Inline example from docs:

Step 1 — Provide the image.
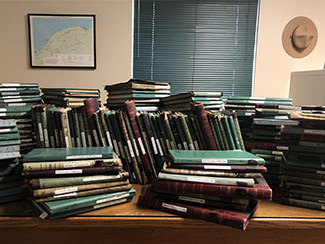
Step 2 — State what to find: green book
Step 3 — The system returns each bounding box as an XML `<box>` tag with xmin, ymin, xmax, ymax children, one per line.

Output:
<box><xmin>174</xmin><ymin>115</ymin><xmax>188</xmax><ymax>150</ymax></box>
<box><xmin>23</xmin><ymin>147</ymin><xmax>114</xmax><ymax>162</ymax></box>
<box><xmin>41</xmin><ymin>188</ymin><xmax>136</xmax><ymax>215</ymax></box>
<box><xmin>104</xmin><ymin>111</ymin><xmax>120</xmax><ymax>156</ymax></box>
<box><xmin>148</xmin><ymin>113</ymin><xmax>165</xmax><ymax>162</ymax></box>
<box><xmin>185</xmin><ymin>115</ymin><xmax>200</xmax><ymax>150</ymax></box>
<box><xmin>227</xmin><ymin>96</ymin><xmax>292</xmax><ymax>102</ymax></box>
<box><xmin>161</xmin><ymin>112</ymin><xmax>177</xmax><ymax>150</ymax></box>
<box><xmin>67</xmin><ymin>109</ymin><xmax>76</xmax><ymax>147</ymax></box>
<box><xmin>0</xmin><ymin>83</ymin><xmax>39</xmax><ymax>88</ymax></box>
<box><xmin>0</xmin><ymin>106</ymin><xmax>32</xmax><ymax>112</ymax></box>
<box><xmin>0</xmin><ymin>139</ymin><xmax>20</xmax><ymax>146</ymax></box>
<box><xmin>0</xmin><ymin>133</ymin><xmax>19</xmax><ymax>140</ymax></box>
<box><xmin>71</xmin><ymin>108</ymin><xmax>81</xmax><ymax>147</ymax></box>
<box><xmin>282</xmin><ymin>197</ymin><xmax>325</xmax><ymax>211</ymax></box>
<box><xmin>193</xmin><ymin>115</ymin><xmax>207</xmax><ymax>150</ymax></box>
<box><xmin>211</xmin><ymin>115</ymin><xmax>225</xmax><ymax>150</ymax></box>
<box><xmin>228</xmin><ymin>115</ymin><xmax>241</xmax><ymax>150</ymax></box>
<box><xmin>168</xmin><ymin>150</ymin><xmax>265</xmax><ymax>165</ymax></box>
<box><xmin>216</xmin><ymin>115</ymin><xmax>230</xmax><ymax>150</ymax></box>
<box><xmin>157</xmin><ymin>172</ymin><xmax>255</xmax><ymax>187</ymax></box>
<box><xmin>179</xmin><ymin>113</ymin><xmax>195</xmax><ymax>150</ymax></box>
<box><xmin>151</xmin><ymin>113</ymin><xmax>168</xmax><ymax>157</ymax></box>
<box><xmin>0</xmin><ymin>127</ymin><xmax>18</xmax><ymax>134</ymax></box>
<box><xmin>222</xmin><ymin>116</ymin><xmax>236</xmax><ymax>150</ymax></box>
<box><xmin>208</xmin><ymin>114</ymin><xmax>220</xmax><ymax>150</ymax></box>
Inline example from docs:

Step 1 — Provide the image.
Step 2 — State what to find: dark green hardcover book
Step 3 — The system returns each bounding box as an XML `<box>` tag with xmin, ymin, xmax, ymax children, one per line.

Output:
<box><xmin>0</xmin><ymin>133</ymin><xmax>19</xmax><ymax>140</ymax></box>
<box><xmin>46</xmin><ymin>108</ymin><xmax>56</xmax><ymax>148</ymax></box>
<box><xmin>228</xmin><ymin>115</ymin><xmax>241</xmax><ymax>150</ymax></box>
<box><xmin>161</xmin><ymin>112</ymin><xmax>177</xmax><ymax>150</ymax></box>
<box><xmin>76</xmin><ymin>106</ymin><xmax>87</xmax><ymax>147</ymax></box>
<box><xmin>282</xmin><ymin>197</ymin><xmax>325</xmax><ymax>211</ymax></box>
<box><xmin>174</xmin><ymin>115</ymin><xmax>188</xmax><ymax>150</ymax></box>
<box><xmin>282</xmin><ymin>175</ymin><xmax>325</xmax><ymax>187</ymax></box>
<box><xmin>0</xmin><ymin>106</ymin><xmax>33</xmax><ymax>112</ymax></box>
<box><xmin>71</xmin><ymin>107</ymin><xmax>81</xmax><ymax>147</ymax></box>
<box><xmin>104</xmin><ymin>111</ymin><xmax>120</xmax><ymax>156</ymax></box>
<box><xmin>211</xmin><ymin>115</ymin><xmax>225</xmax><ymax>150</ymax></box>
<box><xmin>179</xmin><ymin>113</ymin><xmax>195</xmax><ymax>150</ymax></box>
<box><xmin>168</xmin><ymin>113</ymin><xmax>183</xmax><ymax>150</ymax></box>
<box><xmin>0</xmin><ymin>83</ymin><xmax>39</xmax><ymax>88</ymax></box>
<box><xmin>100</xmin><ymin>108</ymin><xmax>113</xmax><ymax>148</ymax></box>
<box><xmin>67</xmin><ymin>109</ymin><xmax>76</xmax><ymax>147</ymax></box>
<box><xmin>94</xmin><ymin>111</ymin><xmax>107</xmax><ymax>147</ymax></box>
<box><xmin>41</xmin><ymin>188</ymin><xmax>136</xmax><ymax>215</ymax></box>
<box><xmin>222</xmin><ymin>115</ymin><xmax>236</xmax><ymax>150</ymax></box>
<box><xmin>35</xmin><ymin>106</ymin><xmax>45</xmax><ymax>148</ymax></box>
<box><xmin>23</xmin><ymin>146</ymin><xmax>114</xmax><ymax>162</ymax></box>
<box><xmin>123</xmin><ymin>111</ymin><xmax>147</xmax><ymax>184</ymax></box>
<box><xmin>217</xmin><ymin>114</ymin><xmax>230</xmax><ymax>150</ymax></box>
<box><xmin>151</xmin><ymin>113</ymin><xmax>168</xmax><ymax>157</ymax></box>
<box><xmin>148</xmin><ymin>113</ymin><xmax>165</xmax><ymax>162</ymax></box>
<box><xmin>81</xmin><ymin>107</ymin><xmax>93</xmax><ymax>147</ymax></box>
<box><xmin>0</xmin><ymin>127</ymin><xmax>18</xmax><ymax>134</ymax></box>
<box><xmin>185</xmin><ymin>115</ymin><xmax>199</xmax><ymax>150</ymax></box>
<box><xmin>207</xmin><ymin>114</ymin><xmax>220</xmax><ymax>150</ymax></box>
<box><xmin>193</xmin><ymin>115</ymin><xmax>207</xmax><ymax>150</ymax></box>
<box><xmin>107</xmin><ymin>111</ymin><xmax>134</xmax><ymax>183</ymax></box>
<box><xmin>168</xmin><ymin>150</ymin><xmax>265</xmax><ymax>165</ymax></box>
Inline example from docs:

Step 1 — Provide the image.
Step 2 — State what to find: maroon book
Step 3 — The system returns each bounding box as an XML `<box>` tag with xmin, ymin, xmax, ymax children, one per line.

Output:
<box><xmin>152</xmin><ymin>178</ymin><xmax>272</xmax><ymax>200</ymax></box>
<box><xmin>281</xmin><ymin>133</ymin><xmax>325</xmax><ymax>143</ymax></box>
<box><xmin>244</xmin><ymin>140</ymin><xmax>289</xmax><ymax>151</ymax></box>
<box><xmin>138</xmin><ymin>188</ymin><xmax>259</xmax><ymax>230</ymax></box>
<box><xmin>125</xmin><ymin>100</ymin><xmax>155</xmax><ymax>183</ymax></box>
<box><xmin>194</xmin><ymin>103</ymin><xmax>218</xmax><ymax>150</ymax></box>
<box><xmin>83</xmin><ymin>98</ymin><xmax>100</xmax><ymax>146</ymax></box>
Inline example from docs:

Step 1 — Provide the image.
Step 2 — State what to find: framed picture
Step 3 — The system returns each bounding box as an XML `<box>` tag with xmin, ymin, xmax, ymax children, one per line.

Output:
<box><xmin>28</xmin><ymin>14</ymin><xmax>96</xmax><ymax>69</ymax></box>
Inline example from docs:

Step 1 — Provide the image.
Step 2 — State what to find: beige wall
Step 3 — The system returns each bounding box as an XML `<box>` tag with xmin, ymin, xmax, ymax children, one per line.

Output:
<box><xmin>254</xmin><ymin>0</ymin><xmax>325</xmax><ymax>97</ymax></box>
<box><xmin>0</xmin><ymin>0</ymin><xmax>324</xmax><ymax>99</ymax></box>
<box><xmin>0</xmin><ymin>0</ymin><xmax>132</xmax><ymax>100</ymax></box>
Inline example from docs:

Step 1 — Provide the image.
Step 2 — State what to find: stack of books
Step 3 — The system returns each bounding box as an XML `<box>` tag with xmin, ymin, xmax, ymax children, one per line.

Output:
<box><xmin>105</xmin><ymin>79</ymin><xmax>170</xmax><ymax>111</ymax></box>
<box><xmin>160</xmin><ymin>91</ymin><xmax>224</xmax><ymax>113</ymax></box>
<box><xmin>22</xmin><ymin>147</ymin><xmax>135</xmax><ymax>219</ymax></box>
<box><xmin>0</xmin><ymin>83</ymin><xmax>42</xmax><ymax>156</ymax></box>
<box><xmin>280</xmin><ymin>111</ymin><xmax>325</xmax><ymax>211</ymax></box>
<box><xmin>0</xmin><ymin>119</ymin><xmax>25</xmax><ymax>203</ymax></box>
<box><xmin>41</xmin><ymin>88</ymin><xmax>100</xmax><ymax>107</ymax></box>
<box><xmin>31</xmin><ymin>98</ymin><xmax>105</xmax><ymax>148</ymax></box>
<box><xmin>138</xmin><ymin>150</ymin><xmax>272</xmax><ymax>230</ymax></box>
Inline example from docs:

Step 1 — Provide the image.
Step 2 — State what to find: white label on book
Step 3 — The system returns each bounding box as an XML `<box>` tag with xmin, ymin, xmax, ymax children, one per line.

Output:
<box><xmin>162</xmin><ymin>203</ymin><xmax>187</xmax><ymax>213</ymax></box>
<box><xmin>322</xmin><ymin>164</ymin><xmax>325</xmax><ymax>168</ymax></box>
<box><xmin>204</xmin><ymin>165</ymin><xmax>232</xmax><ymax>170</ymax></box>
<box><xmin>65</xmin><ymin>136</ymin><xmax>70</xmax><ymax>148</ymax></box>
<box><xmin>113</xmin><ymin>140</ymin><xmax>120</xmax><ymax>156</ymax></box>
<box><xmin>106</xmin><ymin>131</ymin><xmax>113</xmax><ymax>148</ymax></box>
<box><xmin>2</xmin><ymin>83</ymin><xmax>20</xmax><ymax>86</ymax></box>
<box><xmin>55</xmin><ymin>169</ymin><xmax>83</xmax><ymax>174</ymax></box>
<box><xmin>94</xmin><ymin>198</ymin><xmax>127</xmax><ymax>209</ymax></box>
<box><xmin>44</xmin><ymin>128</ymin><xmax>49</xmax><ymax>147</ymax></box>
<box><xmin>189</xmin><ymin>144</ymin><xmax>194</xmax><ymax>150</ymax></box>
<box><xmin>124</xmin><ymin>145</ymin><xmax>131</xmax><ymax>162</ymax></box>
<box><xmin>137</xmin><ymin>137</ymin><xmax>146</xmax><ymax>155</ymax></box>
<box><xmin>318</xmin><ymin>200</ymin><xmax>325</xmax><ymax>204</ymax></box>
<box><xmin>76</xmin><ymin>138</ymin><xmax>81</xmax><ymax>148</ymax></box>
<box><xmin>4</xmin><ymin>99</ymin><xmax>22</xmax><ymax>102</ymax></box>
<box><xmin>55</xmin><ymin>187</ymin><xmax>78</xmax><ymax>195</ymax></box>
<box><xmin>81</xmin><ymin>132</ymin><xmax>87</xmax><ymax>147</ymax></box>
<box><xmin>317</xmin><ymin>171</ymin><xmax>325</xmax><ymax>175</ymax></box>
<box><xmin>187</xmin><ymin>177</ymin><xmax>215</xmax><ymax>184</ymax></box>
<box><xmin>38</xmin><ymin>123</ymin><xmax>44</xmax><ymax>141</ymax></box>
<box><xmin>156</xmin><ymin>139</ymin><xmax>164</xmax><ymax>156</ymax></box>
<box><xmin>64</xmin><ymin>162</ymin><xmax>91</xmax><ymax>168</ymax></box>
<box><xmin>1</xmin><ymin>92</ymin><xmax>19</xmax><ymax>96</ymax></box>
<box><xmin>87</xmin><ymin>134</ymin><xmax>93</xmax><ymax>147</ymax></box>
<box><xmin>321</xmin><ymin>182</ymin><xmax>325</xmax><ymax>187</ymax></box>
<box><xmin>0</xmin><ymin>108</ymin><xmax>7</xmax><ymax>112</ymax></box>
<box><xmin>83</xmin><ymin>175</ymin><xmax>121</xmax><ymax>182</ymax></box>
<box><xmin>151</xmin><ymin>137</ymin><xmax>158</xmax><ymax>154</ymax></box>
<box><xmin>101</xmin><ymin>137</ymin><xmax>107</xmax><ymax>147</ymax></box>
<box><xmin>321</xmin><ymin>206</ymin><xmax>325</xmax><ymax>210</ymax></box>
<box><xmin>96</xmin><ymin>193</ymin><xmax>130</xmax><ymax>204</ymax></box>
<box><xmin>8</xmin><ymin>103</ymin><xmax>26</xmax><ymax>106</ymax></box>
<box><xmin>305</xmin><ymin>129</ymin><xmax>325</xmax><ymax>135</ymax></box>
<box><xmin>179</xmin><ymin>195</ymin><xmax>205</xmax><ymax>204</ymax></box>
<box><xmin>166</xmin><ymin>139</ymin><xmax>171</xmax><ymax>150</ymax></box>
<box><xmin>170</xmin><ymin>141</ymin><xmax>176</xmax><ymax>150</ymax></box>
<box><xmin>127</xmin><ymin>140</ymin><xmax>135</xmax><ymax>158</ymax></box>
<box><xmin>245</xmin><ymin>112</ymin><xmax>254</xmax><ymax>116</ymax></box>
<box><xmin>177</xmin><ymin>143</ymin><xmax>182</xmax><ymax>150</ymax></box>
<box><xmin>0</xmin><ymin>128</ymin><xmax>10</xmax><ymax>132</ymax></box>
<box><xmin>39</xmin><ymin>212</ymin><xmax>48</xmax><ymax>219</ymax></box>
<box><xmin>93</xmin><ymin>130</ymin><xmax>100</xmax><ymax>146</ymax></box>
<box><xmin>194</xmin><ymin>141</ymin><xmax>200</xmax><ymax>150</ymax></box>
<box><xmin>133</xmin><ymin>139</ymin><xmax>140</xmax><ymax>156</ymax></box>
<box><xmin>50</xmin><ymin>136</ymin><xmax>55</xmax><ymax>148</ymax></box>
<box><xmin>53</xmin><ymin>192</ymin><xmax>77</xmax><ymax>198</ymax></box>
<box><xmin>155</xmin><ymin>85</ymin><xmax>168</xmax><ymax>89</ymax></box>
<box><xmin>202</xmin><ymin>159</ymin><xmax>228</xmax><ymax>164</ymax></box>
<box><xmin>183</xmin><ymin>142</ymin><xmax>189</xmax><ymax>150</ymax></box>
<box><xmin>276</xmin><ymin>146</ymin><xmax>289</xmax><ymax>150</ymax></box>
<box><xmin>0</xmin><ymin>113</ymin><xmax>6</xmax><ymax>116</ymax></box>
<box><xmin>66</xmin><ymin>154</ymin><xmax>102</xmax><ymax>160</ymax></box>
<box><xmin>198</xmin><ymin>170</ymin><xmax>224</xmax><ymax>175</ymax></box>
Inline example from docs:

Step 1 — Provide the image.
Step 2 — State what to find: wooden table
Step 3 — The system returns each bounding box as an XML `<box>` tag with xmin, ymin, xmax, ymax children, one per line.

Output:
<box><xmin>1</xmin><ymin>184</ymin><xmax>325</xmax><ymax>244</ymax></box>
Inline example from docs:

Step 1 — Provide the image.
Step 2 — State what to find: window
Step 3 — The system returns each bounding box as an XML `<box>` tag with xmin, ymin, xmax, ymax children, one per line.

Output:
<box><xmin>133</xmin><ymin>0</ymin><xmax>259</xmax><ymax>96</ymax></box>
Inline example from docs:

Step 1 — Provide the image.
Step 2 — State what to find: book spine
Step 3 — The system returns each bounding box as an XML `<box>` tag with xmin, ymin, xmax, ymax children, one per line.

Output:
<box><xmin>207</xmin><ymin>113</ymin><xmax>220</xmax><ymax>150</ymax></box>
<box><xmin>193</xmin><ymin>115</ymin><xmax>207</xmax><ymax>150</ymax></box>
<box><xmin>76</xmin><ymin>107</ymin><xmax>87</xmax><ymax>147</ymax></box>
<box><xmin>67</xmin><ymin>109</ymin><xmax>76</xmax><ymax>147</ymax></box>
<box><xmin>40</xmin><ymin>106</ymin><xmax>50</xmax><ymax>148</ymax></box>
<box><xmin>168</xmin><ymin>113</ymin><xmax>183</xmax><ymax>150</ymax></box>
<box><xmin>194</xmin><ymin>103</ymin><xmax>218</xmax><ymax>150</ymax></box>
<box><xmin>174</xmin><ymin>115</ymin><xmax>188</xmax><ymax>150</ymax></box>
<box><xmin>81</xmin><ymin>107</ymin><xmax>93</xmax><ymax>147</ymax></box>
<box><xmin>94</xmin><ymin>111</ymin><xmax>108</xmax><ymax>147</ymax></box>
<box><xmin>100</xmin><ymin>108</ymin><xmax>113</xmax><ymax>148</ymax></box>
<box><xmin>151</xmin><ymin>114</ymin><xmax>169</xmax><ymax>158</ymax></box>
<box><xmin>60</xmin><ymin>109</ymin><xmax>72</xmax><ymax>148</ymax></box>
<box><xmin>33</xmin><ymin>180</ymin><xmax>129</xmax><ymax>198</ymax></box>
<box><xmin>35</xmin><ymin>106</ymin><xmax>45</xmax><ymax>148</ymax></box>
<box><xmin>72</xmin><ymin>108</ymin><xmax>81</xmax><ymax>147</ymax></box>
<box><xmin>179</xmin><ymin>114</ymin><xmax>194</xmax><ymax>150</ymax></box>
<box><xmin>83</xmin><ymin>98</ymin><xmax>100</xmax><ymax>146</ymax></box>
<box><xmin>228</xmin><ymin>115</ymin><xmax>241</xmax><ymax>150</ymax></box>
<box><xmin>123</xmin><ymin>110</ymin><xmax>148</xmax><ymax>184</ymax></box>
<box><xmin>153</xmin><ymin>180</ymin><xmax>272</xmax><ymax>200</ymax></box>
<box><xmin>148</xmin><ymin>113</ymin><xmax>165</xmax><ymax>162</ymax></box>
<box><xmin>231</xmin><ymin>112</ymin><xmax>245</xmax><ymax>150</ymax></box>
<box><xmin>217</xmin><ymin>114</ymin><xmax>230</xmax><ymax>150</ymax></box>
<box><xmin>138</xmin><ymin>193</ymin><xmax>255</xmax><ymax>230</ymax></box>
<box><xmin>104</xmin><ymin>112</ymin><xmax>120</xmax><ymax>156</ymax></box>
<box><xmin>222</xmin><ymin>116</ymin><xmax>236</xmax><ymax>150</ymax></box>
<box><xmin>185</xmin><ymin>115</ymin><xmax>200</xmax><ymax>150</ymax></box>
<box><xmin>211</xmin><ymin>115</ymin><xmax>225</xmax><ymax>150</ymax></box>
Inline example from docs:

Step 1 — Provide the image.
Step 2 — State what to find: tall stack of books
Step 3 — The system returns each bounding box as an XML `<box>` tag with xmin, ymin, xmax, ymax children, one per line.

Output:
<box><xmin>160</xmin><ymin>91</ymin><xmax>224</xmax><ymax>113</ymax></box>
<box><xmin>0</xmin><ymin>83</ymin><xmax>42</xmax><ymax>156</ymax></box>
<box><xmin>105</xmin><ymin>79</ymin><xmax>170</xmax><ymax>111</ymax></box>
<box><xmin>280</xmin><ymin>111</ymin><xmax>325</xmax><ymax>211</ymax></box>
<box><xmin>138</xmin><ymin>150</ymin><xmax>272</xmax><ymax>230</ymax></box>
<box><xmin>41</xmin><ymin>88</ymin><xmax>100</xmax><ymax>107</ymax></box>
<box><xmin>22</xmin><ymin>147</ymin><xmax>135</xmax><ymax>219</ymax></box>
<box><xmin>0</xmin><ymin>119</ymin><xmax>25</xmax><ymax>203</ymax></box>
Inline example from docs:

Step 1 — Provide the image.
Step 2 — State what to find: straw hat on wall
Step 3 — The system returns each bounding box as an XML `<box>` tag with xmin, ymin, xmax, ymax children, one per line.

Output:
<box><xmin>282</xmin><ymin>16</ymin><xmax>318</xmax><ymax>58</ymax></box>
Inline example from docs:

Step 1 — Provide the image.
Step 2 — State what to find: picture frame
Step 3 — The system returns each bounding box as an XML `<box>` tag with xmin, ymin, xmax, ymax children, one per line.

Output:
<box><xmin>28</xmin><ymin>14</ymin><xmax>96</xmax><ymax>69</ymax></box>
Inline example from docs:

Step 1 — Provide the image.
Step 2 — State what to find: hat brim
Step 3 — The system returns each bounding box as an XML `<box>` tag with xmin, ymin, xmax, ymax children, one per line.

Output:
<box><xmin>282</xmin><ymin>16</ymin><xmax>318</xmax><ymax>58</ymax></box>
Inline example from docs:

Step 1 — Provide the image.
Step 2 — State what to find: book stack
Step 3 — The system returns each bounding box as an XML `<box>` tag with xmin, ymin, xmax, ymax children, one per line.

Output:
<box><xmin>105</xmin><ymin>79</ymin><xmax>170</xmax><ymax>111</ymax></box>
<box><xmin>41</xmin><ymin>88</ymin><xmax>100</xmax><ymax>107</ymax></box>
<box><xmin>31</xmin><ymin>98</ymin><xmax>105</xmax><ymax>148</ymax></box>
<box><xmin>22</xmin><ymin>147</ymin><xmax>135</xmax><ymax>219</ymax></box>
<box><xmin>280</xmin><ymin>112</ymin><xmax>325</xmax><ymax>211</ymax></box>
<box><xmin>0</xmin><ymin>119</ymin><xmax>26</xmax><ymax>203</ymax></box>
<box><xmin>160</xmin><ymin>91</ymin><xmax>224</xmax><ymax>113</ymax></box>
<box><xmin>138</xmin><ymin>150</ymin><xmax>272</xmax><ymax>230</ymax></box>
<box><xmin>0</xmin><ymin>83</ymin><xmax>42</xmax><ymax>156</ymax></box>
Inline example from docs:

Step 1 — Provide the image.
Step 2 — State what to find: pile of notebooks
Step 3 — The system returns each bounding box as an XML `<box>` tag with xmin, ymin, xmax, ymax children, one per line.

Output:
<box><xmin>0</xmin><ymin>83</ymin><xmax>42</xmax><ymax>156</ymax></box>
<box><xmin>0</xmin><ymin>119</ymin><xmax>26</xmax><ymax>203</ymax></box>
<box><xmin>22</xmin><ymin>147</ymin><xmax>135</xmax><ymax>219</ymax></box>
<box><xmin>280</xmin><ymin>111</ymin><xmax>325</xmax><ymax>211</ymax></box>
<box><xmin>138</xmin><ymin>150</ymin><xmax>272</xmax><ymax>230</ymax></box>
<box><xmin>32</xmin><ymin>98</ymin><xmax>106</xmax><ymax>148</ymax></box>
<box><xmin>160</xmin><ymin>91</ymin><xmax>224</xmax><ymax>113</ymax></box>
<box><xmin>105</xmin><ymin>79</ymin><xmax>170</xmax><ymax>111</ymax></box>
<box><xmin>41</xmin><ymin>88</ymin><xmax>100</xmax><ymax>107</ymax></box>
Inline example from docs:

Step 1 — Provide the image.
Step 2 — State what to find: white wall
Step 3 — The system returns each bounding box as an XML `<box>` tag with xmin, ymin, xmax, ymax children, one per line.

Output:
<box><xmin>0</xmin><ymin>0</ymin><xmax>132</xmax><ymax>100</ymax></box>
<box><xmin>254</xmin><ymin>0</ymin><xmax>325</xmax><ymax>97</ymax></box>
